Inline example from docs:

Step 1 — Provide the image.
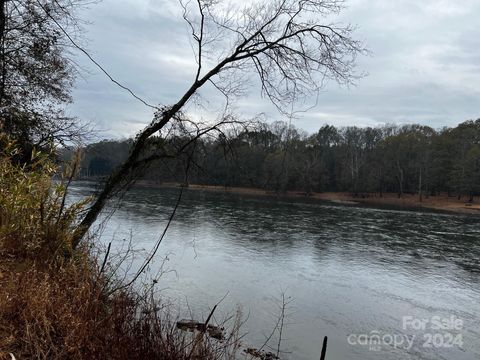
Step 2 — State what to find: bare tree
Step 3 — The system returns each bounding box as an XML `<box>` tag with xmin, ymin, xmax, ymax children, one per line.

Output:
<box><xmin>72</xmin><ymin>0</ymin><xmax>364</xmax><ymax>247</ymax></box>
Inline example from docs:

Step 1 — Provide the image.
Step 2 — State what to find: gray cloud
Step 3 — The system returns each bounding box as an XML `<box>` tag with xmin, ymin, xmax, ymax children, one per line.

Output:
<box><xmin>69</xmin><ymin>0</ymin><xmax>480</xmax><ymax>138</ymax></box>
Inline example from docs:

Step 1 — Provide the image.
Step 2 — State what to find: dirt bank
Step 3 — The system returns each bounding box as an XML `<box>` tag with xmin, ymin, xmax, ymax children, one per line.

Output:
<box><xmin>135</xmin><ymin>181</ymin><xmax>480</xmax><ymax>215</ymax></box>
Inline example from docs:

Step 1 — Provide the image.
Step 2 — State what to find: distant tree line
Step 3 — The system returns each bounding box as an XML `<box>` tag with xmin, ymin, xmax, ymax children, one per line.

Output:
<box><xmin>66</xmin><ymin>119</ymin><xmax>480</xmax><ymax>201</ymax></box>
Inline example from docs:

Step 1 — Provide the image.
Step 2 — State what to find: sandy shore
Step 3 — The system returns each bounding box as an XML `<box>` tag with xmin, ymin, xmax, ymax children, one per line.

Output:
<box><xmin>135</xmin><ymin>181</ymin><xmax>480</xmax><ymax>215</ymax></box>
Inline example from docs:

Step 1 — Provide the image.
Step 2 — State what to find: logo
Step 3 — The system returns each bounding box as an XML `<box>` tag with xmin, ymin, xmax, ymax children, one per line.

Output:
<box><xmin>347</xmin><ymin>315</ymin><xmax>464</xmax><ymax>352</ymax></box>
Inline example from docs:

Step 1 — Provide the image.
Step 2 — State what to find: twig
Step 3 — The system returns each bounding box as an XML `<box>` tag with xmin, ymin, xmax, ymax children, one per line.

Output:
<box><xmin>107</xmin><ymin>185</ymin><xmax>184</xmax><ymax>294</ymax></box>
<box><xmin>203</xmin><ymin>304</ymin><xmax>217</xmax><ymax>330</ymax></box>
<box><xmin>35</xmin><ymin>0</ymin><xmax>160</xmax><ymax>111</ymax></box>
<box><xmin>320</xmin><ymin>336</ymin><xmax>328</xmax><ymax>360</ymax></box>
<box><xmin>99</xmin><ymin>241</ymin><xmax>111</xmax><ymax>274</ymax></box>
<box><xmin>275</xmin><ymin>293</ymin><xmax>286</xmax><ymax>358</ymax></box>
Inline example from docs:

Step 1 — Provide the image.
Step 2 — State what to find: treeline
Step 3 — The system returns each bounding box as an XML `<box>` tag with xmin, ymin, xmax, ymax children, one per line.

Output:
<box><xmin>68</xmin><ymin>119</ymin><xmax>480</xmax><ymax>200</ymax></box>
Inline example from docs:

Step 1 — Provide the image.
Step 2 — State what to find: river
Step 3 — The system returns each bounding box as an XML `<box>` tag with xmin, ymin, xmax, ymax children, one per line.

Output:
<box><xmin>70</xmin><ymin>182</ymin><xmax>480</xmax><ymax>360</ymax></box>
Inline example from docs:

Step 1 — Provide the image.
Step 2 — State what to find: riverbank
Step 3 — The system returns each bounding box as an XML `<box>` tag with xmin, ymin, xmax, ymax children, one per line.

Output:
<box><xmin>0</xmin><ymin>146</ymin><xmax>240</xmax><ymax>360</ymax></box>
<box><xmin>135</xmin><ymin>181</ymin><xmax>480</xmax><ymax>215</ymax></box>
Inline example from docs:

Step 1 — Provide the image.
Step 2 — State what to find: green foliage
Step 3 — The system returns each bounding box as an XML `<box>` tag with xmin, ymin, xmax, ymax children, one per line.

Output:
<box><xmin>0</xmin><ymin>134</ymin><xmax>88</xmax><ymax>258</ymax></box>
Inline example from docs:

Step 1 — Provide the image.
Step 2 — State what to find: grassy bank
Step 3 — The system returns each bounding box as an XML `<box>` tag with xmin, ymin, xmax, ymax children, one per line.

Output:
<box><xmin>136</xmin><ymin>181</ymin><xmax>480</xmax><ymax>215</ymax></box>
<box><xmin>0</xmin><ymin>256</ymin><xmax>240</xmax><ymax>360</ymax></box>
<box><xmin>0</xmin><ymin>139</ymin><xmax>243</xmax><ymax>360</ymax></box>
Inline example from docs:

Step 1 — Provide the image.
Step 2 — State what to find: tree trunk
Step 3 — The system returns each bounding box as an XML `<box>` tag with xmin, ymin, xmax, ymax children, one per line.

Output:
<box><xmin>418</xmin><ymin>166</ymin><xmax>422</xmax><ymax>202</ymax></box>
<box><xmin>71</xmin><ymin>51</ymin><xmax>244</xmax><ymax>247</ymax></box>
<box><xmin>0</xmin><ymin>0</ymin><xmax>6</xmax><ymax>46</ymax></box>
<box><xmin>0</xmin><ymin>0</ymin><xmax>7</xmax><ymax>103</ymax></box>
<box><xmin>396</xmin><ymin>160</ymin><xmax>403</xmax><ymax>198</ymax></box>
<box><xmin>72</xmin><ymin>115</ymin><xmax>173</xmax><ymax>247</ymax></box>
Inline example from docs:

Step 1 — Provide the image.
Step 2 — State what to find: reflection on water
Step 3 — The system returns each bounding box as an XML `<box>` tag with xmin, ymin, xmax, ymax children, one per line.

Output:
<box><xmin>70</xmin><ymin>182</ymin><xmax>480</xmax><ymax>360</ymax></box>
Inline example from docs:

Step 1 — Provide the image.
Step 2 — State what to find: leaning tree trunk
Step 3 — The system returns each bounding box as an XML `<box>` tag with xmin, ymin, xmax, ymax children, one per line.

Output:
<box><xmin>71</xmin><ymin>54</ymin><xmax>238</xmax><ymax>248</ymax></box>
<box><xmin>73</xmin><ymin>31</ymin><xmax>249</xmax><ymax>248</ymax></box>
<box><xmin>72</xmin><ymin>109</ymin><xmax>177</xmax><ymax>248</ymax></box>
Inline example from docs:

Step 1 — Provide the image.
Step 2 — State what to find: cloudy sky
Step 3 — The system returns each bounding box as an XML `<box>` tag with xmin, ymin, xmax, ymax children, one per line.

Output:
<box><xmin>69</xmin><ymin>0</ymin><xmax>480</xmax><ymax>139</ymax></box>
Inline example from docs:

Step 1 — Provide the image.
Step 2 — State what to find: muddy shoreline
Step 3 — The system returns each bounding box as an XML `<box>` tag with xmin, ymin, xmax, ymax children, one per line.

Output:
<box><xmin>133</xmin><ymin>180</ymin><xmax>480</xmax><ymax>215</ymax></box>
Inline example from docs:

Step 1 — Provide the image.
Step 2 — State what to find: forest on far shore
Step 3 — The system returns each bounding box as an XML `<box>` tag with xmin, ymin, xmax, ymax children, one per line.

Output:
<box><xmin>64</xmin><ymin>119</ymin><xmax>480</xmax><ymax>200</ymax></box>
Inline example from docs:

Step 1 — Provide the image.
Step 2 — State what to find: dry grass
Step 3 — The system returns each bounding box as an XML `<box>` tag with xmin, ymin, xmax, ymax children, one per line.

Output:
<box><xmin>0</xmin><ymin>253</ymin><xmax>246</xmax><ymax>360</ymax></box>
<box><xmin>0</xmin><ymin>136</ymin><xmax>244</xmax><ymax>360</ymax></box>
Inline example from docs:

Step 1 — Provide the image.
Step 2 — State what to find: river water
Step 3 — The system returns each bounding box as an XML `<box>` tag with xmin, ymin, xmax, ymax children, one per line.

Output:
<box><xmin>70</xmin><ymin>182</ymin><xmax>480</xmax><ymax>360</ymax></box>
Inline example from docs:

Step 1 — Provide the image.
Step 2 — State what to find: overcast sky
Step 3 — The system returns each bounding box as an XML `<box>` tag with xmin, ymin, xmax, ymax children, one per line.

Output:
<box><xmin>69</xmin><ymin>0</ymin><xmax>480</xmax><ymax>139</ymax></box>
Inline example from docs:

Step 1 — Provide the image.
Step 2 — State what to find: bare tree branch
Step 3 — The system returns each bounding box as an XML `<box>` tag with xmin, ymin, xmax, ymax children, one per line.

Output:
<box><xmin>72</xmin><ymin>0</ymin><xmax>365</xmax><ymax>246</ymax></box>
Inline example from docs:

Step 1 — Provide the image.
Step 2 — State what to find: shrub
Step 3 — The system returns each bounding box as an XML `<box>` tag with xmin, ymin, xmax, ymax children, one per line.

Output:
<box><xmin>0</xmin><ymin>134</ymin><xmax>87</xmax><ymax>260</ymax></box>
